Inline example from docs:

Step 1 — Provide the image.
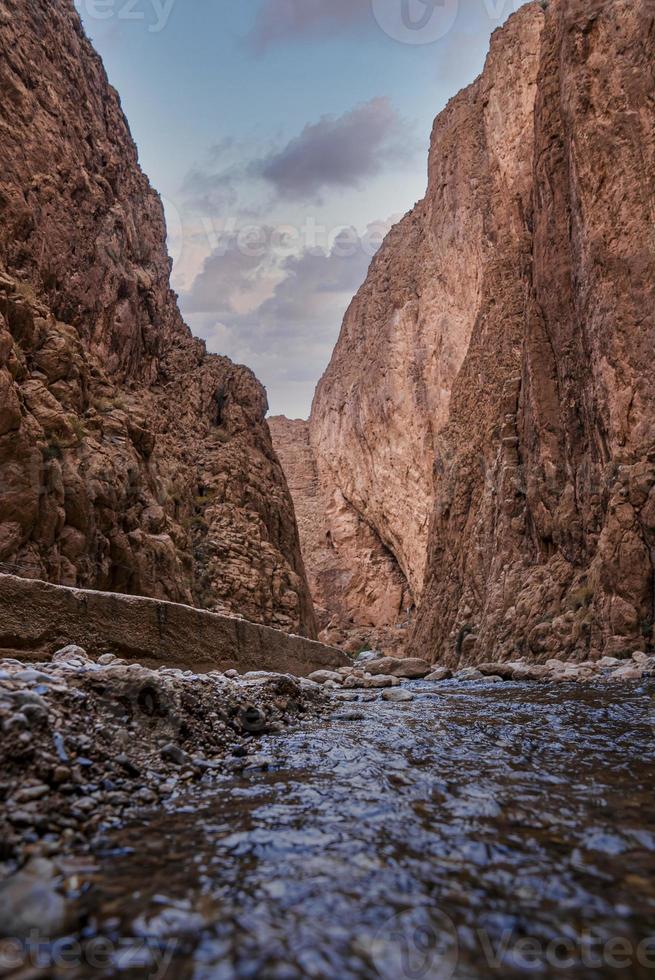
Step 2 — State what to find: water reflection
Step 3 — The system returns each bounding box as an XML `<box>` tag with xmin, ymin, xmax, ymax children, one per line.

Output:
<box><xmin>65</xmin><ymin>682</ymin><xmax>655</xmax><ymax>977</ymax></box>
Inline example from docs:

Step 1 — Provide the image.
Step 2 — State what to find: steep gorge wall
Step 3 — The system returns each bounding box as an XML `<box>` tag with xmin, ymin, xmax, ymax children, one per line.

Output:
<box><xmin>414</xmin><ymin>0</ymin><xmax>655</xmax><ymax>665</ymax></box>
<box><xmin>310</xmin><ymin>0</ymin><xmax>655</xmax><ymax>663</ymax></box>
<box><xmin>269</xmin><ymin>416</ymin><xmax>411</xmax><ymax>642</ymax></box>
<box><xmin>310</xmin><ymin>2</ymin><xmax>544</xmax><ymax>635</ymax></box>
<box><xmin>0</xmin><ymin>0</ymin><xmax>316</xmax><ymax>637</ymax></box>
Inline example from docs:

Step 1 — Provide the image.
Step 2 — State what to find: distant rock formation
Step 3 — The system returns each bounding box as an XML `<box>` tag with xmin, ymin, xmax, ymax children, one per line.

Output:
<box><xmin>305</xmin><ymin>0</ymin><xmax>655</xmax><ymax>663</ymax></box>
<box><xmin>269</xmin><ymin>416</ymin><xmax>410</xmax><ymax>654</ymax></box>
<box><xmin>0</xmin><ymin>0</ymin><xmax>316</xmax><ymax>637</ymax></box>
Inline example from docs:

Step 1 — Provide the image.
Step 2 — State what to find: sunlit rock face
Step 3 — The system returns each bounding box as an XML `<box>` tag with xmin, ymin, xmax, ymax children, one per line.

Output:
<box><xmin>309</xmin><ymin>0</ymin><xmax>655</xmax><ymax>664</ymax></box>
<box><xmin>269</xmin><ymin>416</ymin><xmax>411</xmax><ymax>644</ymax></box>
<box><xmin>309</xmin><ymin>4</ymin><xmax>543</xmax><ymax>643</ymax></box>
<box><xmin>0</xmin><ymin>0</ymin><xmax>316</xmax><ymax>638</ymax></box>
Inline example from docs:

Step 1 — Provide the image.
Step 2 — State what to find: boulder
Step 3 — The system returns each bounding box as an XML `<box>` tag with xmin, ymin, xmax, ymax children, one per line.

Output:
<box><xmin>597</xmin><ymin>656</ymin><xmax>623</xmax><ymax>668</ymax></box>
<box><xmin>477</xmin><ymin>662</ymin><xmax>515</xmax><ymax>680</ymax></box>
<box><xmin>355</xmin><ymin>650</ymin><xmax>384</xmax><ymax>665</ymax></box>
<box><xmin>307</xmin><ymin>670</ymin><xmax>344</xmax><ymax>686</ymax></box>
<box><xmin>510</xmin><ymin>664</ymin><xmax>551</xmax><ymax>682</ymax></box>
<box><xmin>365</xmin><ymin>675</ymin><xmax>400</xmax><ymax>689</ymax></box>
<box><xmin>382</xmin><ymin>689</ymin><xmax>414</xmax><ymax>702</ymax></box>
<box><xmin>609</xmin><ymin>665</ymin><xmax>644</xmax><ymax>682</ymax></box>
<box><xmin>455</xmin><ymin>667</ymin><xmax>484</xmax><ymax>681</ymax></box>
<box><xmin>343</xmin><ymin>674</ymin><xmax>399</xmax><ymax>689</ymax></box>
<box><xmin>51</xmin><ymin>644</ymin><xmax>91</xmax><ymax>665</ymax></box>
<box><xmin>366</xmin><ymin>657</ymin><xmax>431</xmax><ymax>679</ymax></box>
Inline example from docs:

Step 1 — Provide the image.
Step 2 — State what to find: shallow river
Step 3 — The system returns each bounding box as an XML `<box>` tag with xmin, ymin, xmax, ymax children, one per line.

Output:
<box><xmin>67</xmin><ymin>681</ymin><xmax>655</xmax><ymax>978</ymax></box>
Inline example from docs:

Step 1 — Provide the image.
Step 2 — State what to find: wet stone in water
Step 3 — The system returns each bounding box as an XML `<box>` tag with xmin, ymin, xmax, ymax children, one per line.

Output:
<box><xmin>34</xmin><ymin>680</ymin><xmax>655</xmax><ymax>980</ymax></box>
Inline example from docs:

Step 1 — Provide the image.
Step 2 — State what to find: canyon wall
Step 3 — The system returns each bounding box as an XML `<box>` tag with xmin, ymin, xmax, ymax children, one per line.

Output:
<box><xmin>0</xmin><ymin>0</ymin><xmax>317</xmax><ymax>637</ymax></box>
<box><xmin>414</xmin><ymin>0</ymin><xmax>655</xmax><ymax>665</ymax></box>
<box><xmin>269</xmin><ymin>416</ymin><xmax>410</xmax><ymax>652</ymax></box>
<box><xmin>309</xmin><ymin>2</ymin><xmax>544</xmax><ymax>645</ymax></box>
<box><xmin>309</xmin><ymin>0</ymin><xmax>655</xmax><ymax>663</ymax></box>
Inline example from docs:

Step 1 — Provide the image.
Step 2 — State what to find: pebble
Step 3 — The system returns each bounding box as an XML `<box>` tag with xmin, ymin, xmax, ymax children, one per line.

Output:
<box><xmin>239</xmin><ymin>706</ymin><xmax>267</xmax><ymax>733</ymax></box>
<box><xmin>161</xmin><ymin>743</ymin><xmax>192</xmax><ymax>767</ymax></box>
<box><xmin>72</xmin><ymin>796</ymin><xmax>96</xmax><ymax>814</ymax></box>
<box><xmin>53</xmin><ymin>732</ymin><xmax>69</xmax><ymax>762</ymax></box>
<box><xmin>382</xmin><ymin>689</ymin><xmax>414</xmax><ymax>703</ymax></box>
<box><xmin>134</xmin><ymin>787</ymin><xmax>158</xmax><ymax>805</ymax></box>
<box><xmin>52</xmin><ymin>645</ymin><xmax>90</xmax><ymax>665</ymax></box>
<box><xmin>116</xmin><ymin>753</ymin><xmax>141</xmax><ymax>776</ymax></box>
<box><xmin>0</xmin><ymin>859</ymin><xmax>69</xmax><ymax>940</ymax></box>
<box><xmin>13</xmin><ymin>784</ymin><xmax>50</xmax><ymax>803</ymax></box>
<box><xmin>307</xmin><ymin>669</ymin><xmax>344</xmax><ymax>685</ymax></box>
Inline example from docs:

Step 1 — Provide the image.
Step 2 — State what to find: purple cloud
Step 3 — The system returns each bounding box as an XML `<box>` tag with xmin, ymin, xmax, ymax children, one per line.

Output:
<box><xmin>258</xmin><ymin>98</ymin><xmax>413</xmax><ymax>201</ymax></box>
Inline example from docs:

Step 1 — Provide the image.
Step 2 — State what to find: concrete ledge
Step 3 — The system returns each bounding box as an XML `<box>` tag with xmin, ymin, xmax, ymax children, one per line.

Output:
<box><xmin>0</xmin><ymin>574</ymin><xmax>349</xmax><ymax>676</ymax></box>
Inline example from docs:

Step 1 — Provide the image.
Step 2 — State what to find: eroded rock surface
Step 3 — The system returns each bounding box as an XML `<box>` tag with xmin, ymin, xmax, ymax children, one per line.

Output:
<box><xmin>413</xmin><ymin>0</ymin><xmax>655</xmax><ymax>665</ymax></box>
<box><xmin>269</xmin><ymin>416</ymin><xmax>410</xmax><ymax>653</ymax></box>
<box><xmin>310</xmin><ymin>3</ymin><xmax>544</xmax><ymax>618</ymax></box>
<box><xmin>0</xmin><ymin>0</ymin><xmax>315</xmax><ymax>636</ymax></box>
<box><xmin>308</xmin><ymin>0</ymin><xmax>655</xmax><ymax>665</ymax></box>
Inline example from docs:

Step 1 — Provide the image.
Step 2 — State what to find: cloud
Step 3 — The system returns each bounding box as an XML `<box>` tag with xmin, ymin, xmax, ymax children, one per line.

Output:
<box><xmin>258</xmin><ymin>98</ymin><xmax>414</xmax><ymax>201</ymax></box>
<box><xmin>247</xmin><ymin>0</ymin><xmax>371</xmax><ymax>52</ymax></box>
<box><xmin>179</xmin><ymin>98</ymin><xmax>415</xmax><ymax>215</ymax></box>
<box><xmin>182</xmin><ymin>226</ymin><xmax>282</xmax><ymax>316</ymax></box>
<box><xmin>180</xmin><ymin>166</ymin><xmax>239</xmax><ymax>216</ymax></box>
<box><xmin>181</xmin><ymin>221</ymin><xmax>394</xmax><ymax>416</ymax></box>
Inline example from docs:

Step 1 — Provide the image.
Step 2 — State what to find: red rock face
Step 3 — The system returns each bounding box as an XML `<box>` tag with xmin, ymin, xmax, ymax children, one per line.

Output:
<box><xmin>309</xmin><ymin>3</ymin><xmax>544</xmax><ymax>647</ymax></box>
<box><xmin>269</xmin><ymin>416</ymin><xmax>411</xmax><ymax>653</ymax></box>
<box><xmin>414</xmin><ymin>0</ymin><xmax>655</xmax><ymax>665</ymax></box>
<box><xmin>0</xmin><ymin>0</ymin><xmax>316</xmax><ymax>637</ymax></box>
<box><xmin>310</xmin><ymin>0</ymin><xmax>655</xmax><ymax>664</ymax></box>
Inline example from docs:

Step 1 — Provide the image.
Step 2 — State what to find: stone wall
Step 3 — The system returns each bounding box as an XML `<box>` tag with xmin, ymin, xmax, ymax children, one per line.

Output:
<box><xmin>0</xmin><ymin>574</ymin><xmax>346</xmax><ymax>676</ymax></box>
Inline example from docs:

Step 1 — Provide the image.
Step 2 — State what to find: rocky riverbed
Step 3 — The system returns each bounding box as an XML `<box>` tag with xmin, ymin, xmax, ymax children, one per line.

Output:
<box><xmin>0</xmin><ymin>646</ymin><xmax>326</xmax><ymax>880</ymax></box>
<box><xmin>306</xmin><ymin>649</ymin><xmax>655</xmax><ymax>689</ymax></box>
<box><xmin>0</xmin><ymin>658</ymin><xmax>654</xmax><ymax>979</ymax></box>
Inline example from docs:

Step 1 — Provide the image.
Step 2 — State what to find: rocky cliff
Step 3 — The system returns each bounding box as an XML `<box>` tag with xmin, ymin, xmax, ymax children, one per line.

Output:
<box><xmin>269</xmin><ymin>416</ymin><xmax>410</xmax><ymax>653</ymax></box>
<box><xmin>0</xmin><ymin>0</ymin><xmax>317</xmax><ymax>637</ymax></box>
<box><xmin>309</xmin><ymin>0</ymin><xmax>655</xmax><ymax>664</ymax></box>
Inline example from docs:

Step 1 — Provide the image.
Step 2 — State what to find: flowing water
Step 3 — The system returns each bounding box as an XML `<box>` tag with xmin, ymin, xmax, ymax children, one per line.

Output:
<box><xmin>51</xmin><ymin>681</ymin><xmax>655</xmax><ymax>978</ymax></box>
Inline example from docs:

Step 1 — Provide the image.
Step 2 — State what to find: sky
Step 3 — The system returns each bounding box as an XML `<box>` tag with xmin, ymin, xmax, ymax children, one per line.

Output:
<box><xmin>78</xmin><ymin>0</ymin><xmax>528</xmax><ymax>418</ymax></box>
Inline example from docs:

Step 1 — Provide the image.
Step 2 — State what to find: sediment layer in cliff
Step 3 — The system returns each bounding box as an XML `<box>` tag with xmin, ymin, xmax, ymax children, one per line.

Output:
<box><xmin>0</xmin><ymin>0</ymin><xmax>316</xmax><ymax>637</ymax></box>
<box><xmin>309</xmin><ymin>0</ymin><xmax>655</xmax><ymax>664</ymax></box>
